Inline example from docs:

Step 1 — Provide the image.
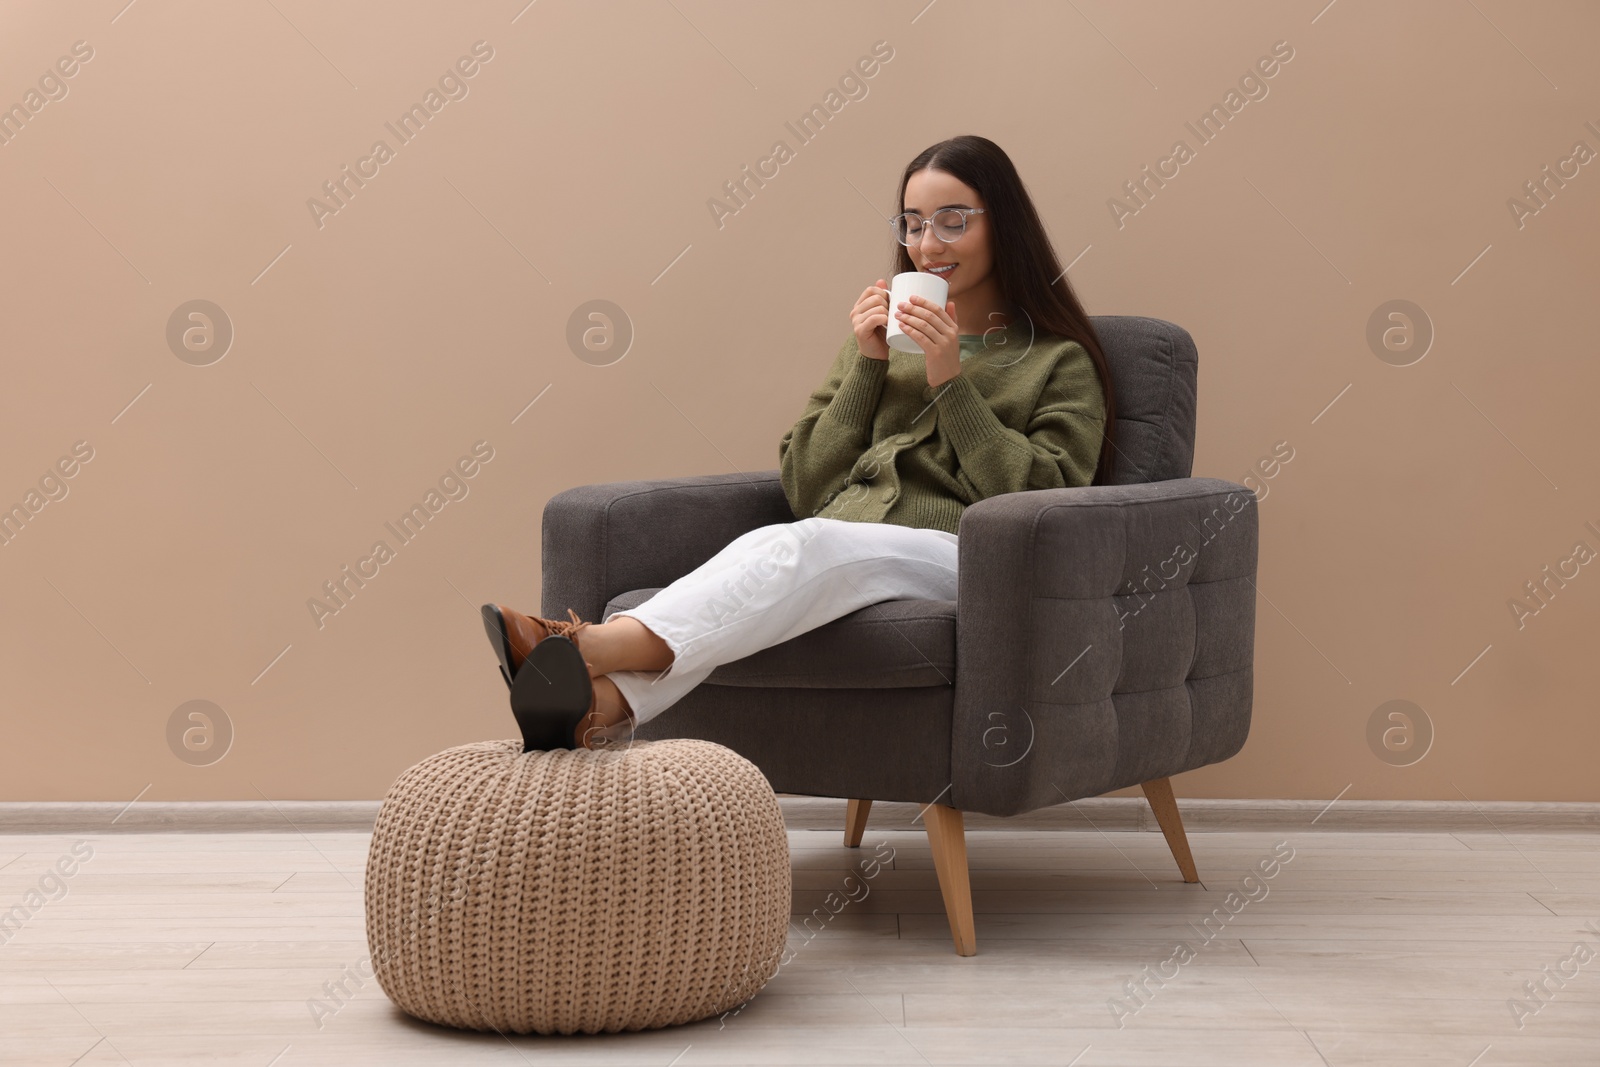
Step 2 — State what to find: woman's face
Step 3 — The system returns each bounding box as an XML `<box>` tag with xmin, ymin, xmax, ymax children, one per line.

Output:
<box><xmin>902</xmin><ymin>168</ymin><xmax>995</xmax><ymax>309</ymax></box>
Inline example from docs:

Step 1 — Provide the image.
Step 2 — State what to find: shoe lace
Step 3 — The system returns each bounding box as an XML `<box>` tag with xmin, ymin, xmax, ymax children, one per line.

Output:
<box><xmin>537</xmin><ymin>607</ymin><xmax>592</xmax><ymax>641</ymax></box>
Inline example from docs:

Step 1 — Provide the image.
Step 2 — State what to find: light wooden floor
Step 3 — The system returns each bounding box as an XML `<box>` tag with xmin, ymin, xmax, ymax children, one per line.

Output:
<box><xmin>2</xmin><ymin>826</ymin><xmax>1598</xmax><ymax>1065</ymax></box>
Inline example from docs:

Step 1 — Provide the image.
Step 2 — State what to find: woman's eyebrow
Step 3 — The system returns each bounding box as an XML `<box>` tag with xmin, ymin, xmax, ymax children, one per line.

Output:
<box><xmin>903</xmin><ymin>202</ymin><xmax>974</xmax><ymax>213</ymax></box>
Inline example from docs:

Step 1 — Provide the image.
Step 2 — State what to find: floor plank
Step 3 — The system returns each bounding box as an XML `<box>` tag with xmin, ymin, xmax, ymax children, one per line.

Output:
<box><xmin>1</xmin><ymin>826</ymin><xmax>1596</xmax><ymax>1065</ymax></box>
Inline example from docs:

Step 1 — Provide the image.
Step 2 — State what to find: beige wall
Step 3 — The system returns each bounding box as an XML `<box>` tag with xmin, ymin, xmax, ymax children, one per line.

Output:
<box><xmin>2</xmin><ymin>0</ymin><xmax>1596</xmax><ymax>803</ymax></box>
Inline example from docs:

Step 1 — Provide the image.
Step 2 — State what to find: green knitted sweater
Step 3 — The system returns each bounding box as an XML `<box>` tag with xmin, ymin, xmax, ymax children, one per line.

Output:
<box><xmin>779</xmin><ymin>322</ymin><xmax>1107</xmax><ymax>535</ymax></box>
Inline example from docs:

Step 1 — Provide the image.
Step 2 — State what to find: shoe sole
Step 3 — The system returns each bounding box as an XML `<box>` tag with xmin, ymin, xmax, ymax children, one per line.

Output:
<box><xmin>480</xmin><ymin>604</ymin><xmax>518</xmax><ymax>690</ymax></box>
<box><xmin>507</xmin><ymin>634</ymin><xmax>592</xmax><ymax>752</ymax></box>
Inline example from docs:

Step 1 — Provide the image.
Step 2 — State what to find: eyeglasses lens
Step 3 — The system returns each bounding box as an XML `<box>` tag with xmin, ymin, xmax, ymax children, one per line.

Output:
<box><xmin>896</xmin><ymin>209</ymin><xmax>967</xmax><ymax>245</ymax></box>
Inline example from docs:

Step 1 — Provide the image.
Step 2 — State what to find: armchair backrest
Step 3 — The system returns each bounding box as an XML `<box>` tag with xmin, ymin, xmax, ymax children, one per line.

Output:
<box><xmin>1088</xmin><ymin>316</ymin><xmax>1198</xmax><ymax>485</ymax></box>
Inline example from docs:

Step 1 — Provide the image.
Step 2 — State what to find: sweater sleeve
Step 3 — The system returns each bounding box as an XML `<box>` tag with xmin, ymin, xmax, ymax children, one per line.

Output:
<box><xmin>779</xmin><ymin>334</ymin><xmax>890</xmax><ymax>518</ymax></box>
<box><xmin>932</xmin><ymin>340</ymin><xmax>1106</xmax><ymax>499</ymax></box>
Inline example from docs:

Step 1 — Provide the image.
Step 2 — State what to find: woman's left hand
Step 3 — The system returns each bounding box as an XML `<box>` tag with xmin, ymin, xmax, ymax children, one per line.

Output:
<box><xmin>896</xmin><ymin>295</ymin><xmax>961</xmax><ymax>387</ymax></box>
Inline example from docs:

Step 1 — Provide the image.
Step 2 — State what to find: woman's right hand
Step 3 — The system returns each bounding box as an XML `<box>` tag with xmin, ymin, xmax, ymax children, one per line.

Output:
<box><xmin>851</xmin><ymin>279</ymin><xmax>892</xmax><ymax>361</ymax></box>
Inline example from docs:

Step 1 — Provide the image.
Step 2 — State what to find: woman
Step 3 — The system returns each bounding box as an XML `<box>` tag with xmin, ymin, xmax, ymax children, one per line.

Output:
<box><xmin>483</xmin><ymin>134</ymin><xmax>1117</xmax><ymax>751</ymax></box>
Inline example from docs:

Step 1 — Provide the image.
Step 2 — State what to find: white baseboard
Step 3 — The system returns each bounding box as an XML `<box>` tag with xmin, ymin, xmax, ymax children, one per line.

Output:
<box><xmin>780</xmin><ymin>797</ymin><xmax>1600</xmax><ymax>834</ymax></box>
<box><xmin>0</xmin><ymin>801</ymin><xmax>383</xmax><ymax>834</ymax></box>
<box><xmin>0</xmin><ymin>796</ymin><xmax>1595</xmax><ymax>834</ymax></box>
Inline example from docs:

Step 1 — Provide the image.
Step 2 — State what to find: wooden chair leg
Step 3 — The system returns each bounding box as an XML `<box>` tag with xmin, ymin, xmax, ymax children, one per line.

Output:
<box><xmin>1140</xmin><ymin>777</ymin><xmax>1200</xmax><ymax>883</ymax></box>
<box><xmin>923</xmin><ymin>803</ymin><xmax>976</xmax><ymax>956</ymax></box>
<box><xmin>844</xmin><ymin>798</ymin><xmax>871</xmax><ymax>848</ymax></box>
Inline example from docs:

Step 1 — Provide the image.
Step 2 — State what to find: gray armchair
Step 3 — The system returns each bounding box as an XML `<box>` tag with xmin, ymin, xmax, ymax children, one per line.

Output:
<box><xmin>541</xmin><ymin>316</ymin><xmax>1258</xmax><ymax>955</ymax></box>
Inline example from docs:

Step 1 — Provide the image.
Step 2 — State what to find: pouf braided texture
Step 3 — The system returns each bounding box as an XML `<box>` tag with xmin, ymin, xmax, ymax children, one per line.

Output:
<box><xmin>364</xmin><ymin>737</ymin><xmax>791</xmax><ymax>1035</ymax></box>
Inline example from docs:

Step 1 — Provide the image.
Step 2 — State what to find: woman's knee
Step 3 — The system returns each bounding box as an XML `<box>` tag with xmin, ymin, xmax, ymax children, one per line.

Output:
<box><xmin>735</xmin><ymin>516</ymin><xmax>898</xmax><ymax>561</ymax></box>
<box><xmin>738</xmin><ymin>517</ymin><xmax>831</xmax><ymax>547</ymax></box>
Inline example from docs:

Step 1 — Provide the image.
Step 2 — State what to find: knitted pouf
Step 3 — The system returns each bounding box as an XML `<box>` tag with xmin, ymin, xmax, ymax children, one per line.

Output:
<box><xmin>364</xmin><ymin>737</ymin><xmax>791</xmax><ymax>1035</ymax></box>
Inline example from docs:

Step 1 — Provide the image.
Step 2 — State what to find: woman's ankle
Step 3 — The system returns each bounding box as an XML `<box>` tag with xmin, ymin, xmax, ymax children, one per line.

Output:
<box><xmin>577</xmin><ymin>618</ymin><xmax>673</xmax><ymax>677</ymax></box>
<box><xmin>570</xmin><ymin>628</ymin><xmax>600</xmax><ymax>677</ymax></box>
<box><xmin>579</xmin><ymin>676</ymin><xmax>636</xmax><ymax>750</ymax></box>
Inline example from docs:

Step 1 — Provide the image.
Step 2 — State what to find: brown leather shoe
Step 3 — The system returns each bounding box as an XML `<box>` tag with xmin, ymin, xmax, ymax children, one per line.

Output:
<box><xmin>508</xmin><ymin>634</ymin><xmax>594</xmax><ymax>751</ymax></box>
<box><xmin>481</xmin><ymin>604</ymin><xmax>592</xmax><ymax>689</ymax></box>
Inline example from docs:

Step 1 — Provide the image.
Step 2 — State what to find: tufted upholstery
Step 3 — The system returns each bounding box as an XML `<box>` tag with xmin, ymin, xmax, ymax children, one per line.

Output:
<box><xmin>1091</xmin><ymin>316</ymin><xmax>1198</xmax><ymax>485</ymax></box>
<box><xmin>949</xmin><ymin>477</ymin><xmax>1256</xmax><ymax>815</ymax></box>
<box><xmin>540</xmin><ymin>316</ymin><xmax>1256</xmax><ymax>820</ymax></box>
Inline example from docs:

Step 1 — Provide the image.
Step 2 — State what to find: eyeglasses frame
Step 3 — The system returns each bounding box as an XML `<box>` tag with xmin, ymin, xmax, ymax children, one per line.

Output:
<box><xmin>889</xmin><ymin>207</ymin><xmax>987</xmax><ymax>246</ymax></box>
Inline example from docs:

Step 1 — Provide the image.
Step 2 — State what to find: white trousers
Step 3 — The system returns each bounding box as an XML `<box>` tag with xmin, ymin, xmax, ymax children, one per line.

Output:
<box><xmin>604</xmin><ymin>516</ymin><xmax>960</xmax><ymax>726</ymax></box>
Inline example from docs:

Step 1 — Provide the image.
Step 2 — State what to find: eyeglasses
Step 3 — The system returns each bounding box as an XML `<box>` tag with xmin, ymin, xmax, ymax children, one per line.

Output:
<box><xmin>890</xmin><ymin>207</ymin><xmax>986</xmax><ymax>246</ymax></box>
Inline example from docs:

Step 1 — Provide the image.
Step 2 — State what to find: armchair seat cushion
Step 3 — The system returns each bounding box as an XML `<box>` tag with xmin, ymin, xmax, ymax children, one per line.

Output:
<box><xmin>602</xmin><ymin>588</ymin><xmax>956</xmax><ymax>689</ymax></box>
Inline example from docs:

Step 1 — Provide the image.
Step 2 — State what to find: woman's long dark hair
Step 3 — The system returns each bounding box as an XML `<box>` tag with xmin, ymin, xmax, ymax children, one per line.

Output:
<box><xmin>892</xmin><ymin>135</ymin><xmax>1118</xmax><ymax>485</ymax></box>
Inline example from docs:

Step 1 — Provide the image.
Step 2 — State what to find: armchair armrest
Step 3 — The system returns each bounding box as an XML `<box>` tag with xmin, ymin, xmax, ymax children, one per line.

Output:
<box><xmin>950</xmin><ymin>477</ymin><xmax>1259</xmax><ymax>817</ymax></box>
<box><xmin>541</xmin><ymin>469</ymin><xmax>794</xmax><ymax>623</ymax></box>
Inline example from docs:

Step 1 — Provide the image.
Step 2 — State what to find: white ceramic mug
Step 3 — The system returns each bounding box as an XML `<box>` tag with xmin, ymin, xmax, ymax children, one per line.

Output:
<box><xmin>884</xmin><ymin>270</ymin><xmax>950</xmax><ymax>354</ymax></box>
